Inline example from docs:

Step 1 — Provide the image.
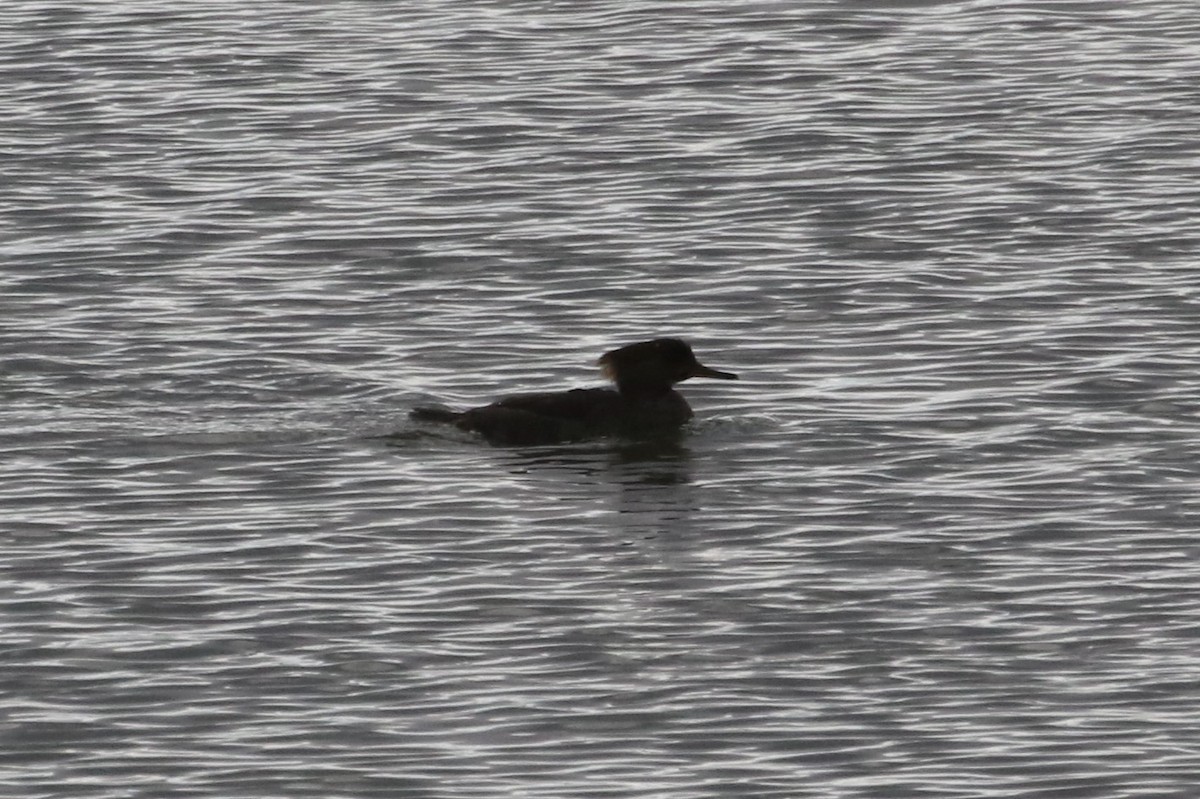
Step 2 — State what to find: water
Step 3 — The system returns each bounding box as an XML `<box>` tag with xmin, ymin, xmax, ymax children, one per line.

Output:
<box><xmin>3</xmin><ymin>1</ymin><xmax>1200</xmax><ymax>796</ymax></box>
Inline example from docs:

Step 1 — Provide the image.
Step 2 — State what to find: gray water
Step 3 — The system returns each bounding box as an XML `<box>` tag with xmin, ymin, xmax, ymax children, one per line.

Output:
<box><xmin>4</xmin><ymin>1</ymin><xmax>1200</xmax><ymax>796</ymax></box>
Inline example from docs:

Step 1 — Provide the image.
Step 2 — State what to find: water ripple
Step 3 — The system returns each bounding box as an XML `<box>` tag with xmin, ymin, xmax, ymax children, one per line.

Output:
<box><xmin>4</xmin><ymin>0</ymin><xmax>1200</xmax><ymax>796</ymax></box>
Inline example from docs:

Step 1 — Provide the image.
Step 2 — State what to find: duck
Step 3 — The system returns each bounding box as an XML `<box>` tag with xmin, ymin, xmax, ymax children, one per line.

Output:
<box><xmin>411</xmin><ymin>338</ymin><xmax>738</xmax><ymax>445</ymax></box>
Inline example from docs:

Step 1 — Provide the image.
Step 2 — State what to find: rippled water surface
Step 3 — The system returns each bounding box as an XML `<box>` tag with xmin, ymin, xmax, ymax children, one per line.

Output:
<box><xmin>4</xmin><ymin>1</ymin><xmax>1200</xmax><ymax>796</ymax></box>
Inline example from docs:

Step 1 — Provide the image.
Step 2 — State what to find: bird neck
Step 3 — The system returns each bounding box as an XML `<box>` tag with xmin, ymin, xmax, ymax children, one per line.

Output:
<box><xmin>616</xmin><ymin>380</ymin><xmax>676</xmax><ymax>399</ymax></box>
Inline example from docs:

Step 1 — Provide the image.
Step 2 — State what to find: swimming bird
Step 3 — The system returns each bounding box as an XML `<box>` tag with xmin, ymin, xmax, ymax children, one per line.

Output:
<box><xmin>411</xmin><ymin>338</ymin><xmax>738</xmax><ymax>445</ymax></box>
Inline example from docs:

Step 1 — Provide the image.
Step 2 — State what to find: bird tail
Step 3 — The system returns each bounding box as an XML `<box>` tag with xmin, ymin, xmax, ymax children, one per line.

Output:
<box><xmin>410</xmin><ymin>407</ymin><xmax>461</xmax><ymax>424</ymax></box>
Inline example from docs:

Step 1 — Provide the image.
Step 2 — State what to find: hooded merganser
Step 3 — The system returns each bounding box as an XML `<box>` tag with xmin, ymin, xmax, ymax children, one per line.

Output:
<box><xmin>411</xmin><ymin>338</ymin><xmax>738</xmax><ymax>445</ymax></box>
